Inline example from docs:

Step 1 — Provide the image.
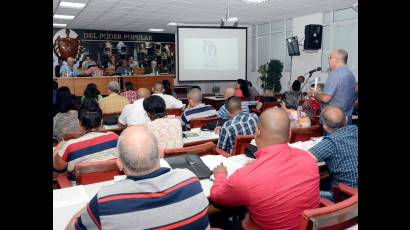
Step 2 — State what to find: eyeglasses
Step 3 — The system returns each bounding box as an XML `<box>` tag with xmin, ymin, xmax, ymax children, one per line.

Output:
<box><xmin>328</xmin><ymin>56</ymin><xmax>341</xmax><ymax>60</ymax></box>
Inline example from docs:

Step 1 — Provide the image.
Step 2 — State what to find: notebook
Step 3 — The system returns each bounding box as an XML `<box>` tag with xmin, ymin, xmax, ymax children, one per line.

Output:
<box><xmin>164</xmin><ymin>154</ymin><xmax>212</xmax><ymax>179</ymax></box>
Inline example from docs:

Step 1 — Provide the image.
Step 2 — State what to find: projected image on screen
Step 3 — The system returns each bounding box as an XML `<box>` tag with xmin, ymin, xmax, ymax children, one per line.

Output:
<box><xmin>184</xmin><ymin>38</ymin><xmax>238</xmax><ymax>70</ymax></box>
<box><xmin>178</xmin><ymin>27</ymin><xmax>247</xmax><ymax>81</ymax></box>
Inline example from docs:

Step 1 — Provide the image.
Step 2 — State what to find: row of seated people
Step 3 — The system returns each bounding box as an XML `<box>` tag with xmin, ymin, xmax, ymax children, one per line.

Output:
<box><xmin>54</xmin><ymin>104</ymin><xmax>357</xmax><ymax>229</ymax></box>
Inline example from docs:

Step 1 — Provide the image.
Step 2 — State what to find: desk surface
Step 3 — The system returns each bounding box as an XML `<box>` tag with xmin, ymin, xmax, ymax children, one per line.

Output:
<box><xmin>182</xmin><ymin>128</ymin><xmax>219</xmax><ymax>146</ymax></box>
<box><xmin>203</xmin><ymin>96</ymin><xmax>225</xmax><ymax>101</ymax></box>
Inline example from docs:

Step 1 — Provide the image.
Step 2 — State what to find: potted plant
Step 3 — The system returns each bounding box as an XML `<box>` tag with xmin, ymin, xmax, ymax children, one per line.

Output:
<box><xmin>258</xmin><ymin>59</ymin><xmax>284</xmax><ymax>96</ymax></box>
<box><xmin>212</xmin><ymin>86</ymin><xmax>220</xmax><ymax>94</ymax></box>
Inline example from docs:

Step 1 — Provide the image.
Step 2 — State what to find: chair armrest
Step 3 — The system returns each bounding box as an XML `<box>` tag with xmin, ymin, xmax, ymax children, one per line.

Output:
<box><xmin>56</xmin><ymin>174</ymin><xmax>71</xmax><ymax>189</ymax></box>
<box><xmin>333</xmin><ymin>183</ymin><xmax>358</xmax><ymax>197</ymax></box>
<box><xmin>251</xmin><ymin>108</ymin><xmax>261</xmax><ymax>115</ymax></box>
<box><xmin>215</xmin><ymin>148</ymin><xmax>230</xmax><ymax>157</ymax></box>
<box><xmin>319</xmin><ymin>198</ymin><xmax>335</xmax><ymax>207</ymax></box>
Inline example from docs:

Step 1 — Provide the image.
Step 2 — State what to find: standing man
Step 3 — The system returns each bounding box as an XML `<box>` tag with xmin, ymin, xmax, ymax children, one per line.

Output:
<box><xmin>308</xmin><ymin>49</ymin><xmax>356</xmax><ymax>123</ymax></box>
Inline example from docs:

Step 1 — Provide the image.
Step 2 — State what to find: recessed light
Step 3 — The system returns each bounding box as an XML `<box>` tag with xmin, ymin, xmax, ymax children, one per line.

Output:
<box><xmin>53</xmin><ymin>15</ymin><xmax>75</xmax><ymax>20</ymax></box>
<box><xmin>53</xmin><ymin>23</ymin><xmax>67</xmax><ymax>27</ymax></box>
<box><xmin>59</xmin><ymin>1</ymin><xmax>86</xmax><ymax>9</ymax></box>
<box><xmin>167</xmin><ymin>22</ymin><xmax>178</xmax><ymax>26</ymax></box>
<box><xmin>148</xmin><ymin>28</ymin><xmax>164</xmax><ymax>32</ymax></box>
<box><xmin>241</xmin><ymin>0</ymin><xmax>270</xmax><ymax>3</ymax></box>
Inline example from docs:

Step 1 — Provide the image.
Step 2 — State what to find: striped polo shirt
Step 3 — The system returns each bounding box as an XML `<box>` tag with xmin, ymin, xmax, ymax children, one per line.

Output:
<box><xmin>57</xmin><ymin>131</ymin><xmax>119</xmax><ymax>173</ymax></box>
<box><xmin>72</xmin><ymin>167</ymin><xmax>210</xmax><ymax>229</ymax></box>
<box><xmin>181</xmin><ymin>103</ymin><xmax>218</xmax><ymax>128</ymax></box>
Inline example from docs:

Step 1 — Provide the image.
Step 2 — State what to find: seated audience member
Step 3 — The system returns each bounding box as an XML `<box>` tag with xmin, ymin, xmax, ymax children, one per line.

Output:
<box><xmin>53</xmin><ymin>95</ymin><xmax>81</xmax><ymax>142</ymax></box>
<box><xmin>308</xmin><ymin>106</ymin><xmax>358</xmax><ymax>201</ymax></box>
<box><xmin>120</xmin><ymin>81</ymin><xmax>138</xmax><ymax>103</ymax></box>
<box><xmin>81</xmin><ymin>83</ymin><xmax>103</xmax><ymax>103</ymax></box>
<box><xmin>99</xmin><ymin>81</ymin><xmax>129</xmax><ymax>114</ymax></box>
<box><xmin>235</xmin><ymin>79</ymin><xmax>250</xmax><ymax>99</ymax></box>
<box><xmin>217</xmin><ymin>88</ymin><xmax>249</xmax><ymax>120</ymax></box>
<box><xmin>191</xmin><ymin>85</ymin><xmax>202</xmax><ymax>91</ymax></box>
<box><xmin>281</xmin><ymin>97</ymin><xmax>311</xmax><ymax>129</ymax></box>
<box><xmin>145</xmin><ymin>60</ymin><xmax>161</xmax><ymax>75</ymax></box>
<box><xmin>210</xmin><ymin>108</ymin><xmax>319</xmax><ymax>229</ymax></box>
<box><xmin>247</xmin><ymin>80</ymin><xmax>259</xmax><ymax>101</ymax></box>
<box><xmin>60</xmin><ymin>57</ymin><xmax>79</xmax><ymax>77</ymax></box>
<box><xmin>83</xmin><ymin>63</ymin><xmax>104</xmax><ymax>76</ymax></box>
<box><xmin>128</xmin><ymin>55</ymin><xmax>139</xmax><ymax>68</ymax></box>
<box><xmin>81</xmin><ymin>55</ymin><xmax>96</xmax><ymax>69</ymax></box>
<box><xmin>302</xmin><ymin>83</ymin><xmax>324</xmax><ymax>118</ymax></box>
<box><xmin>53</xmin><ymin>80</ymin><xmax>58</xmax><ymax>105</ymax></box>
<box><xmin>143</xmin><ymin>95</ymin><xmax>183</xmax><ymax>149</ymax></box>
<box><xmin>217</xmin><ymin>96</ymin><xmax>258</xmax><ymax>154</ymax></box>
<box><xmin>152</xmin><ymin>82</ymin><xmax>184</xmax><ymax>109</ymax></box>
<box><xmin>67</xmin><ymin>125</ymin><xmax>209</xmax><ymax>229</ymax></box>
<box><xmin>162</xmin><ymin>80</ymin><xmax>175</xmax><ymax>96</ymax></box>
<box><xmin>118</xmin><ymin>88</ymin><xmax>151</xmax><ymax>127</ymax></box>
<box><xmin>53</xmin><ymin>99</ymin><xmax>119</xmax><ymax>179</ymax></box>
<box><xmin>283</xmin><ymin>80</ymin><xmax>302</xmax><ymax>109</ymax></box>
<box><xmin>55</xmin><ymin>58</ymin><xmax>63</xmax><ymax>77</ymax></box>
<box><xmin>181</xmin><ymin>88</ymin><xmax>217</xmax><ymax>128</ymax></box>
<box><xmin>53</xmin><ymin>86</ymin><xmax>72</xmax><ymax>117</ymax></box>
<box><xmin>116</xmin><ymin>60</ymin><xmax>132</xmax><ymax>76</ymax></box>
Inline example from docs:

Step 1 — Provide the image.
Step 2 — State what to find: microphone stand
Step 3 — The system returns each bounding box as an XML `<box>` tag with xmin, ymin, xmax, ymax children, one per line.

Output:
<box><xmin>301</xmin><ymin>72</ymin><xmax>314</xmax><ymax>92</ymax></box>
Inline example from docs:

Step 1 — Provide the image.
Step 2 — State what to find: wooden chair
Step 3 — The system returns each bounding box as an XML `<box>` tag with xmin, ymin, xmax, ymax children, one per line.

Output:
<box><xmin>162</xmin><ymin>141</ymin><xmax>216</xmax><ymax>157</ymax></box>
<box><xmin>132</xmin><ymin>67</ymin><xmax>145</xmax><ymax>75</ymax></box>
<box><xmin>102</xmin><ymin>112</ymin><xmax>121</xmax><ymax>120</ymax></box>
<box><xmin>189</xmin><ymin>116</ymin><xmax>221</xmax><ymax>129</ymax></box>
<box><xmin>299</xmin><ymin>184</ymin><xmax>358</xmax><ymax>230</ymax></box>
<box><xmin>55</xmin><ymin>158</ymin><xmax>123</xmax><ymax>188</ymax></box>
<box><xmin>289</xmin><ymin>125</ymin><xmax>323</xmax><ymax>143</ymax></box>
<box><xmin>166</xmin><ymin>108</ymin><xmax>184</xmax><ymax>117</ymax></box>
<box><xmin>215</xmin><ymin>135</ymin><xmax>255</xmax><ymax>157</ymax></box>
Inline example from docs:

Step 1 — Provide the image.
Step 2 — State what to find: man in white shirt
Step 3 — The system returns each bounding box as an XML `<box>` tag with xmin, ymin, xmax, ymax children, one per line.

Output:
<box><xmin>152</xmin><ymin>82</ymin><xmax>184</xmax><ymax>109</ymax></box>
<box><xmin>118</xmin><ymin>88</ymin><xmax>151</xmax><ymax>127</ymax></box>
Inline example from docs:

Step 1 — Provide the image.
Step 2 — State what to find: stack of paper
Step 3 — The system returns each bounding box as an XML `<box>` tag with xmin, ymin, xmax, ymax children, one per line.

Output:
<box><xmin>53</xmin><ymin>185</ymin><xmax>89</xmax><ymax>209</ymax></box>
<box><xmin>201</xmin><ymin>154</ymin><xmax>253</xmax><ymax>180</ymax></box>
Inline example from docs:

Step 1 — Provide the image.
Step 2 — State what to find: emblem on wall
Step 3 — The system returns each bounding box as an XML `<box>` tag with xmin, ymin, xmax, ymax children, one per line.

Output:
<box><xmin>53</xmin><ymin>29</ymin><xmax>86</xmax><ymax>61</ymax></box>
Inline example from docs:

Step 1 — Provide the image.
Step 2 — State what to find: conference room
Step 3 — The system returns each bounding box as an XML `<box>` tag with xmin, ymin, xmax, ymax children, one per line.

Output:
<box><xmin>53</xmin><ymin>0</ymin><xmax>358</xmax><ymax>229</ymax></box>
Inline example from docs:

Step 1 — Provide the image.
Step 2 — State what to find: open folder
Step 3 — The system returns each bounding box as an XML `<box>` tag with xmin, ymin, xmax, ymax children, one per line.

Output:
<box><xmin>164</xmin><ymin>154</ymin><xmax>212</xmax><ymax>179</ymax></box>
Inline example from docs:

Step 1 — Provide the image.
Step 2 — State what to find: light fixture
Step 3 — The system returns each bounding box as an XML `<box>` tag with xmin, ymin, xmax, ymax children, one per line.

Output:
<box><xmin>148</xmin><ymin>28</ymin><xmax>164</xmax><ymax>32</ymax></box>
<box><xmin>241</xmin><ymin>0</ymin><xmax>270</xmax><ymax>3</ymax></box>
<box><xmin>53</xmin><ymin>23</ymin><xmax>67</xmax><ymax>27</ymax></box>
<box><xmin>53</xmin><ymin>15</ymin><xmax>75</xmax><ymax>20</ymax></box>
<box><xmin>59</xmin><ymin>1</ymin><xmax>86</xmax><ymax>9</ymax></box>
<box><xmin>167</xmin><ymin>22</ymin><xmax>178</xmax><ymax>26</ymax></box>
<box><xmin>221</xmin><ymin>1</ymin><xmax>239</xmax><ymax>27</ymax></box>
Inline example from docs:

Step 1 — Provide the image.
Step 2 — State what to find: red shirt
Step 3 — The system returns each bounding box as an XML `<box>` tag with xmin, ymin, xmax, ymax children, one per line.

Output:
<box><xmin>235</xmin><ymin>89</ymin><xmax>244</xmax><ymax>97</ymax></box>
<box><xmin>210</xmin><ymin>144</ymin><xmax>320</xmax><ymax>230</ymax></box>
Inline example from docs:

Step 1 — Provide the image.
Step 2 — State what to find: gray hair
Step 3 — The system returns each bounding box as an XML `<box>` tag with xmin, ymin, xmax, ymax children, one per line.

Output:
<box><xmin>118</xmin><ymin>126</ymin><xmax>160</xmax><ymax>175</ymax></box>
<box><xmin>188</xmin><ymin>88</ymin><xmax>202</xmax><ymax>103</ymax></box>
<box><xmin>334</xmin><ymin>49</ymin><xmax>348</xmax><ymax>64</ymax></box>
<box><xmin>322</xmin><ymin>106</ymin><xmax>347</xmax><ymax>130</ymax></box>
<box><xmin>108</xmin><ymin>81</ymin><xmax>120</xmax><ymax>93</ymax></box>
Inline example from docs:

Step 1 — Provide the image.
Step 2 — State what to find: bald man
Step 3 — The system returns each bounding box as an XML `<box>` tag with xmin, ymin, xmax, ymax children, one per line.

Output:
<box><xmin>181</xmin><ymin>88</ymin><xmax>217</xmax><ymax>128</ymax></box>
<box><xmin>308</xmin><ymin>49</ymin><xmax>356</xmax><ymax>124</ymax></box>
<box><xmin>67</xmin><ymin>126</ymin><xmax>210</xmax><ymax>229</ymax></box>
<box><xmin>217</xmin><ymin>87</ymin><xmax>250</xmax><ymax>120</ymax></box>
<box><xmin>308</xmin><ymin>106</ymin><xmax>358</xmax><ymax>201</ymax></box>
<box><xmin>118</xmin><ymin>87</ymin><xmax>151</xmax><ymax>126</ymax></box>
<box><xmin>152</xmin><ymin>82</ymin><xmax>184</xmax><ymax>109</ymax></box>
<box><xmin>210</xmin><ymin>108</ymin><xmax>319</xmax><ymax>230</ymax></box>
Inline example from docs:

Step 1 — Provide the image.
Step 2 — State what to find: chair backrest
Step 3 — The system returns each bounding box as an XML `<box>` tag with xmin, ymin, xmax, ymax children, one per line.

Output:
<box><xmin>162</xmin><ymin>141</ymin><xmax>216</xmax><ymax>157</ymax></box>
<box><xmin>290</xmin><ymin>125</ymin><xmax>323</xmax><ymax>143</ymax></box>
<box><xmin>102</xmin><ymin>112</ymin><xmax>121</xmax><ymax>120</ymax></box>
<box><xmin>299</xmin><ymin>184</ymin><xmax>358</xmax><ymax>230</ymax></box>
<box><xmin>132</xmin><ymin>67</ymin><xmax>145</xmax><ymax>75</ymax></box>
<box><xmin>189</xmin><ymin>116</ymin><xmax>221</xmax><ymax>129</ymax></box>
<box><xmin>166</xmin><ymin>108</ymin><xmax>184</xmax><ymax>117</ymax></box>
<box><xmin>74</xmin><ymin>158</ymin><xmax>123</xmax><ymax>185</ymax></box>
<box><xmin>231</xmin><ymin>135</ymin><xmax>255</xmax><ymax>156</ymax></box>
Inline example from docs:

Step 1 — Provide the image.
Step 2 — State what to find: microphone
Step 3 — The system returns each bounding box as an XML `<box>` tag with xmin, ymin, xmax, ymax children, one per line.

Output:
<box><xmin>308</xmin><ymin>67</ymin><xmax>322</xmax><ymax>74</ymax></box>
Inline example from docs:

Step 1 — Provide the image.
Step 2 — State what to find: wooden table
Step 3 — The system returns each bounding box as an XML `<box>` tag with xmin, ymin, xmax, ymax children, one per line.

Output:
<box><xmin>55</xmin><ymin>75</ymin><xmax>175</xmax><ymax>96</ymax></box>
<box><xmin>203</xmin><ymin>96</ymin><xmax>226</xmax><ymax>110</ymax></box>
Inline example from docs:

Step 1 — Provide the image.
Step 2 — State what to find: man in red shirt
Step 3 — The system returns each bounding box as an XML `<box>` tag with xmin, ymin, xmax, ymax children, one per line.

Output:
<box><xmin>210</xmin><ymin>108</ymin><xmax>320</xmax><ymax>230</ymax></box>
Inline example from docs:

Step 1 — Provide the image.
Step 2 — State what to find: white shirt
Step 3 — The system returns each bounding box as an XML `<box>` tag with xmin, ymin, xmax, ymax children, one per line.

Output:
<box><xmin>118</xmin><ymin>98</ymin><xmax>150</xmax><ymax>126</ymax></box>
<box><xmin>152</xmin><ymin>93</ymin><xmax>184</xmax><ymax>109</ymax></box>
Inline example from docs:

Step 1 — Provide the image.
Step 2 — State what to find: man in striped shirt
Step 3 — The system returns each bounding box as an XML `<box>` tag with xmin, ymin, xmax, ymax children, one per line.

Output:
<box><xmin>181</xmin><ymin>88</ymin><xmax>217</xmax><ymax>128</ymax></box>
<box><xmin>217</xmin><ymin>96</ymin><xmax>258</xmax><ymax>154</ymax></box>
<box><xmin>217</xmin><ymin>88</ymin><xmax>249</xmax><ymax>120</ymax></box>
<box><xmin>67</xmin><ymin>125</ymin><xmax>210</xmax><ymax>229</ymax></box>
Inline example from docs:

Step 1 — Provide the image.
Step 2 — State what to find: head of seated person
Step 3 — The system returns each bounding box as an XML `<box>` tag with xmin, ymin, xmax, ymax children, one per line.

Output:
<box><xmin>191</xmin><ymin>85</ymin><xmax>202</xmax><ymax>91</ymax></box>
<box><xmin>291</xmin><ymin>80</ymin><xmax>301</xmax><ymax>92</ymax></box>
<box><xmin>255</xmin><ymin>108</ymin><xmax>290</xmax><ymax>149</ymax></box>
<box><xmin>143</xmin><ymin>95</ymin><xmax>166</xmax><ymax>121</ymax></box>
<box><xmin>281</xmin><ymin>98</ymin><xmax>311</xmax><ymax>128</ymax></box>
<box><xmin>235</xmin><ymin>79</ymin><xmax>250</xmax><ymax>99</ymax></box>
<box><xmin>152</xmin><ymin>82</ymin><xmax>165</xmax><ymax>95</ymax></box>
<box><xmin>107</xmin><ymin>81</ymin><xmax>121</xmax><ymax>95</ymax></box>
<box><xmin>226</xmin><ymin>96</ymin><xmax>243</xmax><ymax>117</ymax></box>
<box><xmin>187</xmin><ymin>88</ymin><xmax>202</xmax><ymax>108</ymax></box>
<box><xmin>124</xmin><ymin>81</ymin><xmax>134</xmax><ymax>92</ymax></box>
<box><xmin>79</xmin><ymin>98</ymin><xmax>103</xmax><ymax>132</ymax></box>
<box><xmin>224</xmin><ymin>87</ymin><xmax>236</xmax><ymax>101</ymax></box>
<box><xmin>162</xmin><ymin>80</ymin><xmax>173</xmax><ymax>95</ymax></box>
<box><xmin>322</xmin><ymin>106</ymin><xmax>348</xmax><ymax>134</ymax></box>
<box><xmin>83</xmin><ymin>83</ymin><xmax>101</xmax><ymax>102</ymax></box>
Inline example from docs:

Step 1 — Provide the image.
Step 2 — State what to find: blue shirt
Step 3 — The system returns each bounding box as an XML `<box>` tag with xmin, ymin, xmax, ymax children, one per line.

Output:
<box><xmin>309</xmin><ymin>125</ymin><xmax>358</xmax><ymax>188</ymax></box>
<box><xmin>217</xmin><ymin>111</ymin><xmax>258</xmax><ymax>154</ymax></box>
<box><xmin>59</xmin><ymin>63</ymin><xmax>79</xmax><ymax>77</ymax></box>
<box><xmin>217</xmin><ymin>102</ymin><xmax>250</xmax><ymax>120</ymax></box>
<box><xmin>322</xmin><ymin>65</ymin><xmax>356</xmax><ymax>122</ymax></box>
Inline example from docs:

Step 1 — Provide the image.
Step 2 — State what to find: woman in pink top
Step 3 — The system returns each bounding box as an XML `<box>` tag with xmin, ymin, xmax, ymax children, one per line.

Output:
<box><xmin>235</xmin><ymin>79</ymin><xmax>249</xmax><ymax>99</ymax></box>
